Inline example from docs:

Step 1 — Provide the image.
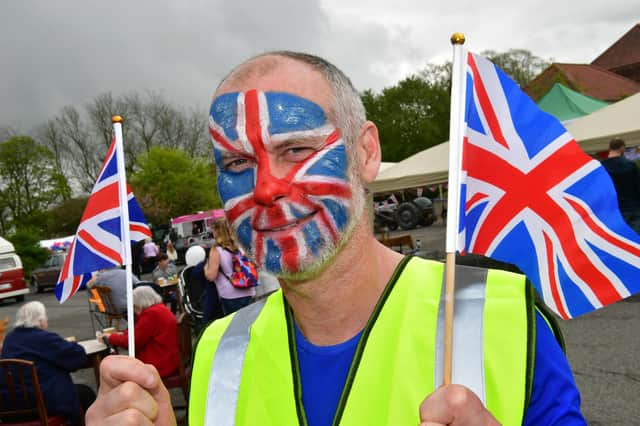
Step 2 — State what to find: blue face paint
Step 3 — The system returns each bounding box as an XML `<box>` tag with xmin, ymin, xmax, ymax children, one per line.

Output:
<box><xmin>209</xmin><ymin>90</ymin><xmax>354</xmax><ymax>275</ymax></box>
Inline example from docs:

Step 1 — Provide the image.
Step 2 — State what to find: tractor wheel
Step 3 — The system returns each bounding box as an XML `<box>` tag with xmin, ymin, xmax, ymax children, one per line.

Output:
<box><xmin>396</xmin><ymin>202</ymin><xmax>420</xmax><ymax>230</ymax></box>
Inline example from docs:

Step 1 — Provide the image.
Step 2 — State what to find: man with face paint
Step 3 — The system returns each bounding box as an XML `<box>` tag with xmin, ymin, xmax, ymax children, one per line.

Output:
<box><xmin>86</xmin><ymin>52</ymin><xmax>585</xmax><ymax>425</ymax></box>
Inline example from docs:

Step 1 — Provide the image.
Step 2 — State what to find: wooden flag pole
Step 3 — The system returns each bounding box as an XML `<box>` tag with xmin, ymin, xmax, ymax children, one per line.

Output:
<box><xmin>113</xmin><ymin>115</ymin><xmax>136</xmax><ymax>358</ymax></box>
<box><xmin>443</xmin><ymin>33</ymin><xmax>467</xmax><ymax>386</ymax></box>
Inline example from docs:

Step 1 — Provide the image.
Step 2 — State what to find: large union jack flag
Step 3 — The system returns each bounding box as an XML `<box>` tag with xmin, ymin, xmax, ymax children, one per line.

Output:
<box><xmin>55</xmin><ymin>135</ymin><xmax>151</xmax><ymax>303</ymax></box>
<box><xmin>458</xmin><ymin>52</ymin><xmax>640</xmax><ymax>319</ymax></box>
<box><xmin>209</xmin><ymin>90</ymin><xmax>352</xmax><ymax>274</ymax></box>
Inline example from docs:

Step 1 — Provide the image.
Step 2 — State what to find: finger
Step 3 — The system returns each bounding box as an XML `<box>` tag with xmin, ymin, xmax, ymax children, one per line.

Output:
<box><xmin>99</xmin><ymin>355</ymin><xmax>157</xmax><ymax>394</ymax></box>
<box><xmin>145</xmin><ymin>374</ymin><xmax>176</xmax><ymax>426</ymax></box>
<box><xmin>100</xmin><ymin>408</ymin><xmax>155</xmax><ymax>426</ymax></box>
<box><xmin>101</xmin><ymin>380</ymin><xmax>160</xmax><ymax>420</ymax></box>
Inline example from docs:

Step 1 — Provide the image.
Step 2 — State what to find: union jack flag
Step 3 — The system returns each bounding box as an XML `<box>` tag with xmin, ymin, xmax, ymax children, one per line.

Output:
<box><xmin>55</xmin><ymin>134</ymin><xmax>151</xmax><ymax>303</ymax></box>
<box><xmin>458</xmin><ymin>52</ymin><xmax>640</xmax><ymax>319</ymax></box>
<box><xmin>209</xmin><ymin>90</ymin><xmax>351</xmax><ymax>273</ymax></box>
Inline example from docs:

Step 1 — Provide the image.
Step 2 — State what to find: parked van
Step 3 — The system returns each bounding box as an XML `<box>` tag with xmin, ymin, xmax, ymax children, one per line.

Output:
<box><xmin>0</xmin><ymin>236</ymin><xmax>28</xmax><ymax>302</ymax></box>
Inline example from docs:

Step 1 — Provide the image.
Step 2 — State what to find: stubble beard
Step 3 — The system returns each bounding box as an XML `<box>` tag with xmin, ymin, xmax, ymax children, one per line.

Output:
<box><xmin>235</xmin><ymin>180</ymin><xmax>367</xmax><ymax>283</ymax></box>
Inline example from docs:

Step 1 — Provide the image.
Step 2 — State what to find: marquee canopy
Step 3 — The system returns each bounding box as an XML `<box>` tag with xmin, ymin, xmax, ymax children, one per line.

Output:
<box><xmin>565</xmin><ymin>92</ymin><xmax>640</xmax><ymax>153</ymax></box>
<box><xmin>368</xmin><ymin>141</ymin><xmax>450</xmax><ymax>193</ymax></box>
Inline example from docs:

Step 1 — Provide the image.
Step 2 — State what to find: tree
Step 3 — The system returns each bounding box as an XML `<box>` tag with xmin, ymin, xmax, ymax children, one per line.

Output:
<box><xmin>42</xmin><ymin>196</ymin><xmax>88</xmax><ymax>238</ymax></box>
<box><xmin>39</xmin><ymin>91</ymin><xmax>210</xmax><ymax>195</ymax></box>
<box><xmin>129</xmin><ymin>147</ymin><xmax>221</xmax><ymax>225</ymax></box>
<box><xmin>0</xmin><ymin>136</ymin><xmax>71</xmax><ymax>232</ymax></box>
<box><xmin>7</xmin><ymin>228</ymin><xmax>50</xmax><ymax>279</ymax></box>
<box><xmin>481</xmin><ymin>49</ymin><xmax>550</xmax><ymax>88</ymax></box>
<box><xmin>362</xmin><ymin>74</ymin><xmax>450</xmax><ymax>162</ymax></box>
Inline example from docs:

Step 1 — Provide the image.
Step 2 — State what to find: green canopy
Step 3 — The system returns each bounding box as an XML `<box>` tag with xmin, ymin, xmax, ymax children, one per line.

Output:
<box><xmin>537</xmin><ymin>83</ymin><xmax>609</xmax><ymax>122</ymax></box>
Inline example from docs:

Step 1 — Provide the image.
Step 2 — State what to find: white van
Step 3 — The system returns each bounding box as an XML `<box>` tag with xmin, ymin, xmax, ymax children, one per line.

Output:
<box><xmin>0</xmin><ymin>236</ymin><xmax>29</xmax><ymax>302</ymax></box>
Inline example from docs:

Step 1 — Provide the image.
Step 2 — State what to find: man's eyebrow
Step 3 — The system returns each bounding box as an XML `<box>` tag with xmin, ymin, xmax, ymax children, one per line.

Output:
<box><xmin>269</xmin><ymin>135</ymin><xmax>324</xmax><ymax>147</ymax></box>
<box><xmin>220</xmin><ymin>149</ymin><xmax>252</xmax><ymax>159</ymax></box>
<box><xmin>269</xmin><ymin>125</ymin><xmax>335</xmax><ymax>144</ymax></box>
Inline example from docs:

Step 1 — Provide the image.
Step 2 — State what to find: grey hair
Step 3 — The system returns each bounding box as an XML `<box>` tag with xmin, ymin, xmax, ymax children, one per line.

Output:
<box><xmin>14</xmin><ymin>301</ymin><xmax>47</xmax><ymax>328</ymax></box>
<box><xmin>133</xmin><ymin>286</ymin><xmax>163</xmax><ymax>310</ymax></box>
<box><xmin>219</xmin><ymin>51</ymin><xmax>367</xmax><ymax>157</ymax></box>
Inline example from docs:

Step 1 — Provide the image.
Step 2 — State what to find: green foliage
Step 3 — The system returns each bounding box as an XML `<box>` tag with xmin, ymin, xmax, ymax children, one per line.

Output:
<box><xmin>0</xmin><ymin>136</ymin><xmax>71</xmax><ymax>234</ymax></box>
<box><xmin>362</xmin><ymin>74</ymin><xmax>450</xmax><ymax>162</ymax></box>
<box><xmin>43</xmin><ymin>197</ymin><xmax>89</xmax><ymax>237</ymax></box>
<box><xmin>7</xmin><ymin>228</ymin><xmax>50</xmax><ymax>278</ymax></box>
<box><xmin>130</xmin><ymin>147</ymin><xmax>221</xmax><ymax>225</ymax></box>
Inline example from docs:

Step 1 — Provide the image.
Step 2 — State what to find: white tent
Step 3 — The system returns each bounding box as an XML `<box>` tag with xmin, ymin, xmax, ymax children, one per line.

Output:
<box><xmin>566</xmin><ymin>92</ymin><xmax>640</xmax><ymax>154</ymax></box>
<box><xmin>378</xmin><ymin>162</ymin><xmax>396</xmax><ymax>174</ymax></box>
<box><xmin>368</xmin><ymin>141</ymin><xmax>450</xmax><ymax>193</ymax></box>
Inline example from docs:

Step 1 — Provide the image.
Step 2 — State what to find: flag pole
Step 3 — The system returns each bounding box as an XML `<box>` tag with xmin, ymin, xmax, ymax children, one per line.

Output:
<box><xmin>443</xmin><ymin>32</ymin><xmax>467</xmax><ymax>386</ymax></box>
<box><xmin>113</xmin><ymin>115</ymin><xmax>136</xmax><ymax>358</ymax></box>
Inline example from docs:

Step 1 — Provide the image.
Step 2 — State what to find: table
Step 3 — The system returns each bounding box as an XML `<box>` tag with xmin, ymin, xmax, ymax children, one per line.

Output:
<box><xmin>78</xmin><ymin>338</ymin><xmax>109</xmax><ymax>384</ymax></box>
<box><xmin>157</xmin><ymin>278</ymin><xmax>180</xmax><ymax>312</ymax></box>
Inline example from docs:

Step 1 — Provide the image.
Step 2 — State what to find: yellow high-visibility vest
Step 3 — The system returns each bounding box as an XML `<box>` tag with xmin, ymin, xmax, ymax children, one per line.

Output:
<box><xmin>190</xmin><ymin>257</ymin><xmax>547</xmax><ymax>425</ymax></box>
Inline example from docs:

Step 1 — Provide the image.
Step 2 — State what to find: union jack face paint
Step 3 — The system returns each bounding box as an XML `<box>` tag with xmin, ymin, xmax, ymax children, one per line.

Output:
<box><xmin>209</xmin><ymin>90</ymin><xmax>353</xmax><ymax>275</ymax></box>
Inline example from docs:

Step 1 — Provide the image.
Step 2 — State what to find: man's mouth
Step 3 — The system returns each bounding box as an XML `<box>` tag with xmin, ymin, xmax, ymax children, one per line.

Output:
<box><xmin>256</xmin><ymin>211</ymin><xmax>317</xmax><ymax>233</ymax></box>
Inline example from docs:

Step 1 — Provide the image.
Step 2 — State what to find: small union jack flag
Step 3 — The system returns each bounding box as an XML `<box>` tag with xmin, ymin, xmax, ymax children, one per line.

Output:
<box><xmin>458</xmin><ymin>52</ymin><xmax>640</xmax><ymax>319</ymax></box>
<box><xmin>55</xmin><ymin>134</ymin><xmax>151</xmax><ymax>303</ymax></box>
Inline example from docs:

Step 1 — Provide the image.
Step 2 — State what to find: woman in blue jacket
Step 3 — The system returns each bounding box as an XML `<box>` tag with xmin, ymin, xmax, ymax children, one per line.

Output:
<box><xmin>1</xmin><ymin>301</ymin><xmax>96</xmax><ymax>425</ymax></box>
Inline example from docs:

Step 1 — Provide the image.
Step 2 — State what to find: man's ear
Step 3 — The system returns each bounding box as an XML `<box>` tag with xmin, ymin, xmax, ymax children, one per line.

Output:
<box><xmin>355</xmin><ymin>121</ymin><xmax>382</xmax><ymax>184</ymax></box>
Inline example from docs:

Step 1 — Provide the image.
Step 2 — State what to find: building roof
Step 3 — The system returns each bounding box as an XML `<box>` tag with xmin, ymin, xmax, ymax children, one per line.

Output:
<box><xmin>524</xmin><ymin>63</ymin><xmax>640</xmax><ymax>102</ymax></box>
<box><xmin>592</xmin><ymin>24</ymin><xmax>640</xmax><ymax>72</ymax></box>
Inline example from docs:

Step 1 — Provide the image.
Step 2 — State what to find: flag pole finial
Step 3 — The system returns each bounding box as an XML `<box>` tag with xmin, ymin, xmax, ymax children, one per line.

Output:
<box><xmin>112</xmin><ymin>115</ymin><xmax>123</xmax><ymax>123</ymax></box>
<box><xmin>450</xmin><ymin>32</ymin><xmax>466</xmax><ymax>45</ymax></box>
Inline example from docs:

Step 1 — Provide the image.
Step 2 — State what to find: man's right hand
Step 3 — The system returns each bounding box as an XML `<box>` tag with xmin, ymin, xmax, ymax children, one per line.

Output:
<box><xmin>85</xmin><ymin>355</ymin><xmax>176</xmax><ymax>426</ymax></box>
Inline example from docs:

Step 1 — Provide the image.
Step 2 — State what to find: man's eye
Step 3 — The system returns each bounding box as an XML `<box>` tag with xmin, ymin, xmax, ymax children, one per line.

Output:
<box><xmin>283</xmin><ymin>147</ymin><xmax>316</xmax><ymax>162</ymax></box>
<box><xmin>222</xmin><ymin>157</ymin><xmax>254</xmax><ymax>172</ymax></box>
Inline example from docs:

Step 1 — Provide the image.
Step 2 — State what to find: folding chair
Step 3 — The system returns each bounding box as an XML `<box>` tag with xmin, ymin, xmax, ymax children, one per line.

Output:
<box><xmin>88</xmin><ymin>287</ymin><xmax>107</xmax><ymax>334</ymax></box>
<box><xmin>0</xmin><ymin>317</ymin><xmax>9</xmax><ymax>351</ymax></box>
<box><xmin>92</xmin><ymin>286</ymin><xmax>127</xmax><ymax>331</ymax></box>
<box><xmin>0</xmin><ymin>358</ymin><xmax>66</xmax><ymax>426</ymax></box>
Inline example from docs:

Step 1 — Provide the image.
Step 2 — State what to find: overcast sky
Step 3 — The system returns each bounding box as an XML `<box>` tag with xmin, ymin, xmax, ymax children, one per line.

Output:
<box><xmin>1</xmin><ymin>1</ymin><xmax>638</xmax><ymax>132</ymax></box>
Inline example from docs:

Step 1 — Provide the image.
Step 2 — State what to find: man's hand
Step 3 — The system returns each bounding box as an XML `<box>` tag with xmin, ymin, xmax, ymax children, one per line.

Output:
<box><xmin>85</xmin><ymin>355</ymin><xmax>176</xmax><ymax>426</ymax></box>
<box><xmin>419</xmin><ymin>384</ymin><xmax>500</xmax><ymax>426</ymax></box>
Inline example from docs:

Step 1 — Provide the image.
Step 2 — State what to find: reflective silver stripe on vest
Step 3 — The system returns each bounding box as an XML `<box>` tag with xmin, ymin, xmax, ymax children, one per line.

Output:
<box><xmin>204</xmin><ymin>298</ymin><xmax>268</xmax><ymax>426</ymax></box>
<box><xmin>434</xmin><ymin>264</ymin><xmax>488</xmax><ymax>403</ymax></box>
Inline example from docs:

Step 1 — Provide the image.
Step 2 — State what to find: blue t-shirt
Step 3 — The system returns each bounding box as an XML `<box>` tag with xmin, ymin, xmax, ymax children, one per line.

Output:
<box><xmin>295</xmin><ymin>311</ymin><xmax>585</xmax><ymax>426</ymax></box>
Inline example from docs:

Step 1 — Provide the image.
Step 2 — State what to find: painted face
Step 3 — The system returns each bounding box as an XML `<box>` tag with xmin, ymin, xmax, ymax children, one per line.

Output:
<box><xmin>209</xmin><ymin>90</ymin><xmax>353</xmax><ymax>276</ymax></box>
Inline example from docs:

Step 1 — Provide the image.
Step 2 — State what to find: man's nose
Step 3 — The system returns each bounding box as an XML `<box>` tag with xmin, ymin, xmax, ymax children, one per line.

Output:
<box><xmin>253</xmin><ymin>166</ymin><xmax>291</xmax><ymax>206</ymax></box>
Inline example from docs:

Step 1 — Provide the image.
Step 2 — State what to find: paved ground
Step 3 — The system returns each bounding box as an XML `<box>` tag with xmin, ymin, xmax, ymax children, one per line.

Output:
<box><xmin>2</xmin><ymin>223</ymin><xmax>639</xmax><ymax>423</ymax></box>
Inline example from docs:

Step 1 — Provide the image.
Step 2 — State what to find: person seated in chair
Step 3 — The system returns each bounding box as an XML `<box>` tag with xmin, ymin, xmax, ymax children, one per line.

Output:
<box><xmin>151</xmin><ymin>253</ymin><xmax>177</xmax><ymax>285</ymax></box>
<box><xmin>1</xmin><ymin>301</ymin><xmax>96</xmax><ymax>426</ymax></box>
<box><xmin>151</xmin><ymin>253</ymin><xmax>178</xmax><ymax>311</ymax></box>
<box><xmin>88</xmin><ymin>266</ymin><xmax>140</xmax><ymax>315</ymax></box>
<box><xmin>105</xmin><ymin>286</ymin><xmax>179</xmax><ymax>379</ymax></box>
